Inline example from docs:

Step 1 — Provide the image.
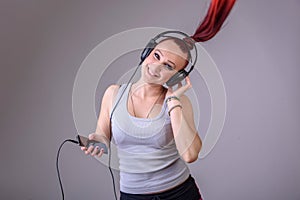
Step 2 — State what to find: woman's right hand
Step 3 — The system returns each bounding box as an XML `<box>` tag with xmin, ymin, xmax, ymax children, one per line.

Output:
<box><xmin>81</xmin><ymin>133</ymin><xmax>109</xmax><ymax>158</ymax></box>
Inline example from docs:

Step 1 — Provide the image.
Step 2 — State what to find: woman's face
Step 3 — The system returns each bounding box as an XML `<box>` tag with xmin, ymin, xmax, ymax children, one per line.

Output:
<box><xmin>141</xmin><ymin>39</ymin><xmax>189</xmax><ymax>85</ymax></box>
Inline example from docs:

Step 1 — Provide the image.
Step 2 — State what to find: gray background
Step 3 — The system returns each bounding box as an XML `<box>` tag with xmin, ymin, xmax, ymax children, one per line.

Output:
<box><xmin>1</xmin><ymin>0</ymin><xmax>300</xmax><ymax>200</ymax></box>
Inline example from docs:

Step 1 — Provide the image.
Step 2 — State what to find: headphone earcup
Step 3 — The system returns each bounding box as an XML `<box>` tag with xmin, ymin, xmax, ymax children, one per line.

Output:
<box><xmin>141</xmin><ymin>39</ymin><xmax>157</xmax><ymax>62</ymax></box>
<box><xmin>166</xmin><ymin>70</ymin><xmax>188</xmax><ymax>87</ymax></box>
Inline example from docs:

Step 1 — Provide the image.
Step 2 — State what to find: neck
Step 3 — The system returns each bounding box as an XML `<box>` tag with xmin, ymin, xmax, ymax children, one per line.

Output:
<box><xmin>132</xmin><ymin>80</ymin><xmax>165</xmax><ymax>98</ymax></box>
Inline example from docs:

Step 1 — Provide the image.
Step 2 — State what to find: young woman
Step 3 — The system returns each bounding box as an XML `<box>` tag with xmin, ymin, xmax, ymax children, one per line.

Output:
<box><xmin>81</xmin><ymin>0</ymin><xmax>236</xmax><ymax>199</ymax></box>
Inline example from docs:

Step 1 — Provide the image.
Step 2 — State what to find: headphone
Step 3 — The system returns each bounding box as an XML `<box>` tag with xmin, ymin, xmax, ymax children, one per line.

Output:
<box><xmin>140</xmin><ymin>30</ymin><xmax>198</xmax><ymax>87</ymax></box>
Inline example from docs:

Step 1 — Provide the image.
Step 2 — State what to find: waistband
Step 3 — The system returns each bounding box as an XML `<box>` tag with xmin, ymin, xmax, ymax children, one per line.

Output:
<box><xmin>120</xmin><ymin>175</ymin><xmax>202</xmax><ymax>200</ymax></box>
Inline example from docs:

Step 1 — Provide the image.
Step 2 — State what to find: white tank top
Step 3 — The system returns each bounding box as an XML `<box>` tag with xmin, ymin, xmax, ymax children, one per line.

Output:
<box><xmin>110</xmin><ymin>83</ymin><xmax>190</xmax><ymax>194</ymax></box>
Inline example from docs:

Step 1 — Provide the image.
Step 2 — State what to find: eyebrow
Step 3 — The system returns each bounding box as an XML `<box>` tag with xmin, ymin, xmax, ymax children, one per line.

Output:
<box><xmin>156</xmin><ymin>49</ymin><xmax>176</xmax><ymax>69</ymax></box>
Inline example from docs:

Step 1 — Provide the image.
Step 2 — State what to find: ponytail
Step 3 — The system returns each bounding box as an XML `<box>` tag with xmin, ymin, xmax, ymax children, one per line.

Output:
<box><xmin>191</xmin><ymin>0</ymin><xmax>236</xmax><ymax>42</ymax></box>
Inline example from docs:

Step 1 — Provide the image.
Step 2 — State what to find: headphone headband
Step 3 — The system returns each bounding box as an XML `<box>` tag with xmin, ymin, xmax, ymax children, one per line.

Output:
<box><xmin>141</xmin><ymin>30</ymin><xmax>197</xmax><ymax>69</ymax></box>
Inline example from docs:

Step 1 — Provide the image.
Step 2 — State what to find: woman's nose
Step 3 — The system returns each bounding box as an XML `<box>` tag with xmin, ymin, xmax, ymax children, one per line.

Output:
<box><xmin>150</xmin><ymin>63</ymin><xmax>163</xmax><ymax>74</ymax></box>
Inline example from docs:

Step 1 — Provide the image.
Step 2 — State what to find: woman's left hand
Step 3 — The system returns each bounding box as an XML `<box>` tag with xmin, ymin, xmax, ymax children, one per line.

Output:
<box><xmin>166</xmin><ymin>76</ymin><xmax>192</xmax><ymax>98</ymax></box>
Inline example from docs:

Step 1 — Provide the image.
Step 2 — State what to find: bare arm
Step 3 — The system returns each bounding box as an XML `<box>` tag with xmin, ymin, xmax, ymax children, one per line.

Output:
<box><xmin>166</xmin><ymin>77</ymin><xmax>202</xmax><ymax>163</ymax></box>
<box><xmin>82</xmin><ymin>84</ymin><xmax>120</xmax><ymax>157</ymax></box>
<box><xmin>167</xmin><ymin>95</ymin><xmax>202</xmax><ymax>163</ymax></box>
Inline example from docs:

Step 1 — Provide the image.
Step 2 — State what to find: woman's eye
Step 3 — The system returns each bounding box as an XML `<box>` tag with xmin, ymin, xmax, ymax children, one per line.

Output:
<box><xmin>154</xmin><ymin>52</ymin><xmax>160</xmax><ymax>60</ymax></box>
<box><xmin>153</xmin><ymin>52</ymin><xmax>174</xmax><ymax>70</ymax></box>
<box><xmin>164</xmin><ymin>64</ymin><xmax>174</xmax><ymax>71</ymax></box>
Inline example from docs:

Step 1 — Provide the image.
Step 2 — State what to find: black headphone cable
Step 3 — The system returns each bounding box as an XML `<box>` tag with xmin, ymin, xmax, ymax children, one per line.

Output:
<box><xmin>56</xmin><ymin>139</ymin><xmax>79</xmax><ymax>200</ymax></box>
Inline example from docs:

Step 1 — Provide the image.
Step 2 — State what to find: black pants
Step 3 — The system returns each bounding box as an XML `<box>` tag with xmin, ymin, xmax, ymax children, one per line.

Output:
<box><xmin>120</xmin><ymin>175</ymin><xmax>202</xmax><ymax>200</ymax></box>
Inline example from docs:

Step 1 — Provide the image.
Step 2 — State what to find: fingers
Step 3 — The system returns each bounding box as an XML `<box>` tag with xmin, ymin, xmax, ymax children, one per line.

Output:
<box><xmin>166</xmin><ymin>76</ymin><xmax>193</xmax><ymax>97</ymax></box>
<box><xmin>88</xmin><ymin>133</ymin><xmax>96</xmax><ymax>140</ymax></box>
<box><xmin>82</xmin><ymin>133</ymin><xmax>108</xmax><ymax>158</ymax></box>
<box><xmin>91</xmin><ymin>146</ymin><xmax>100</xmax><ymax>156</ymax></box>
<box><xmin>167</xmin><ymin>85</ymin><xmax>173</xmax><ymax>93</ymax></box>
<box><xmin>96</xmin><ymin>148</ymin><xmax>104</xmax><ymax>158</ymax></box>
<box><xmin>177</xmin><ymin>81</ymin><xmax>183</xmax><ymax>88</ymax></box>
<box><xmin>185</xmin><ymin>76</ymin><xmax>192</xmax><ymax>89</ymax></box>
<box><xmin>90</xmin><ymin>146</ymin><xmax>105</xmax><ymax>157</ymax></box>
<box><xmin>82</xmin><ymin>144</ymin><xmax>105</xmax><ymax>158</ymax></box>
<box><xmin>178</xmin><ymin>77</ymin><xmax>192</xmax><ymax>91</ymax></box>
<box><xmin>84</xmin><ymin>145</ymin><xmax>94</xmax><ymax>155</ymax></box>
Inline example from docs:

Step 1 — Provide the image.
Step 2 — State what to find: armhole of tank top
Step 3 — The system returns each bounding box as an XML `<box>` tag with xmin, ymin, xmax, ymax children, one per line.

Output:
<box><xmin>113</xmin><ymin>84</ymin><xmax>121</xmax><ymax>104</ymax></box>
<box><xmin>110</xmin><ymin>84</ymin><xmax>128</xmax><ymax>118</ymax></box>
<box><xmin>108</xmin><ymin>84</ymin><xmax>120</xmax><ymax>142</ymax></box>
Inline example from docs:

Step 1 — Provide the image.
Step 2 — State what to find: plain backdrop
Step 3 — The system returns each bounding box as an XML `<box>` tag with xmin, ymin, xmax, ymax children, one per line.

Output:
<box><xmin>0</xmin><ymin>0</ymin><xmax>300</xmax><ymax>200</ymax></box>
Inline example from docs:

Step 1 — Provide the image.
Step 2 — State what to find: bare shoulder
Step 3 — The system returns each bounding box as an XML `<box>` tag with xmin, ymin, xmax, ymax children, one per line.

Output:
<box><xmin>100</xmin><ymin>84</ymin><xmax>121</xmax><ymax>111</ymax></box>
<box><xmin>103</xmin><ymin>84</ymin><xmax>120</xmax><ymax>99</ymax></box>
